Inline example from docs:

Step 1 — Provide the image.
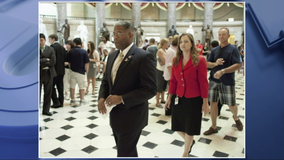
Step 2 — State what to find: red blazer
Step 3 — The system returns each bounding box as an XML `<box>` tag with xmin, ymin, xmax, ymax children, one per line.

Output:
<box><xmin>168</xmin><ymin>55</ymin><xmax>208</xmax><ymax>98</ymax></box>
<box><xmin>196</xmin><ymin>44</ymin><xmax>203</xmax><ymax>55</ymax></box>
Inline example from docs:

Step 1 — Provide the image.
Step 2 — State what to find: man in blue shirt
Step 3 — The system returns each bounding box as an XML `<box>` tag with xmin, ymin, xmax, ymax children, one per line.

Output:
<box><xmin>204</xmin><ymin>27</ymin><xmax>243</xmax><ymax>135</ymax></box>
<box><xmin>66</xmin><ymin>38</ymin><xmax>90</xmax><ymax>106</ymax></box>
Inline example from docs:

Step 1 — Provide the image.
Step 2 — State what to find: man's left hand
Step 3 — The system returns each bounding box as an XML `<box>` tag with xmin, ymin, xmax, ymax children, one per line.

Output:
<box><xmin>105</xmin><ymin>95</ymin><xmax>122</xmax><ymax>106</ymax></box>
<box><xmin>214</xmin><ymin>70</ymin><xmax>223</xmax><ymax>79</ymax></box>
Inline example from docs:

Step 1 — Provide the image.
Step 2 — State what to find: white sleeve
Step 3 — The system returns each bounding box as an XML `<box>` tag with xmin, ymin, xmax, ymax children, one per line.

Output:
<box><xmin>165</xmin><ymin>50</ymin><xmax>173</xmax><ymax>67</ymax></box>
<box><xmin>98</xmin><ymin>42</ymin><xmax>102</xmax><ymax>48</ymax></box>
<box><xmin>94</xmin><ymin>50</ymin><xmax>99</xmax><ymax>60</ymax></box>
<box><xmin>110</xmin><ymin>42</ymin><xmax>115</xmax><ymax>49</ymax></box>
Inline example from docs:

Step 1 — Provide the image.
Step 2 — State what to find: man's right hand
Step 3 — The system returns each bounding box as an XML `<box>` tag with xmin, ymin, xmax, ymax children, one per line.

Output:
<box><xmin>98</xmin><ymin>98</ymin><xmax>107</xmax><ymax>114</ymax></box>
<box><xmin>216</xmin><ymin>58</ymin><xmax>225</xmax><ymax>66</ymax></box>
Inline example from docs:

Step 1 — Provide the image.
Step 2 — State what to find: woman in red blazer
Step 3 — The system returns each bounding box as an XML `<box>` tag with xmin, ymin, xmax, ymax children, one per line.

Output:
<box><xmin>165</xmin><ymin>33</ymin><xmax>209</xmax><ymax>157</ymax></box>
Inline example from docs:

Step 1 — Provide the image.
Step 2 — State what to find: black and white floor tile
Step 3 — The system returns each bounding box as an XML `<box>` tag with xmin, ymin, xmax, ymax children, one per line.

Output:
<box><xmin>40</xmin><ymin>70</ymin><xmax>245</xmax><ymax>158</ymax></box>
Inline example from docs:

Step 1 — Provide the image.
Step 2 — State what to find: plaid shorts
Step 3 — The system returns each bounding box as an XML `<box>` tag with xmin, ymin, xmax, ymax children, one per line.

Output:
<box><xmin>208</xmin><ymin>81</ymin><xmax>236</xmax><ymax>106</ymax></box>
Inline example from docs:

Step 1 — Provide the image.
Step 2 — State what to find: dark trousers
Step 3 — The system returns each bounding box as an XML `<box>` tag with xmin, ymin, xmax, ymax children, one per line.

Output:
<box><xmin>113</xmin><ymin>129</ymin><xmax>142</xmax><ymax>157</ymax></box>
<box><xmin>51</xmin><ymin>74</ymin><xmax>64</xmax><ymax>106</ymax></box>
<box><xmin>40</xmin><ymin>70</ymin><xmax>53</xmax><ymax>113</ymax></box>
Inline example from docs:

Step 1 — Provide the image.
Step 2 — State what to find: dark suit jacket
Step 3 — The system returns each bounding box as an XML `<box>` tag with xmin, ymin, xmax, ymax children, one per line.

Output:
<box><xmin>40</xmin><ymin>45</ymin><xmax>57</xmax><ymax>78</ymax></box>
<box><xmin>50</xmin><ymin>42</ymin><xmax>65</xmax><ymax>75</ymax></box>
<box><xmin>99</xmin><ymin>45</ymin><xmax>157</xmax><ymax>134</ymax></box>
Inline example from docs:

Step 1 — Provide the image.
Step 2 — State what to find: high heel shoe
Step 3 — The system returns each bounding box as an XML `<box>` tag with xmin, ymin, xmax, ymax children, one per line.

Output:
<box><xmin>85</xmin><ymin>91</ymin><xmax>89</xmax><ymax>95</ymax></box>
<box><xmin>92</xmin><ymin>90</ymin><xmax>95</xmax><ymax>95</ymax></box>
<box><xmin>188</xmin><ymin>140</ymin><xmax>195</xmax><ymax>154</ymax></box>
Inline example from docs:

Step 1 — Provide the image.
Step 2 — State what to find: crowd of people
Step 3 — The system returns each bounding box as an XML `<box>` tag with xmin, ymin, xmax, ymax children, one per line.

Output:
<box><xmin>40</xmin><ymin>33</ymin><xmax>114</xmax><ymax>116</ymax></box>
<box><xmin>40</xmin><ymin>22</ymin><xmax>245</xmax><ymax>157</ymax></box>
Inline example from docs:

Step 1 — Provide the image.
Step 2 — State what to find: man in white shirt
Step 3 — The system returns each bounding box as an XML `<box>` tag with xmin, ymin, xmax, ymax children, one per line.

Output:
<box><xmin>97</xmin><ymin>36</ymin><xmax>116</xmax><ymax>78</ymax></box>
<box><xmin>163</xmin><ymin>35</ymin><xmax>179</xmax><ymax>115</ymax></box>
<box><xmin>97</xmin><ymin>49</ymin><xmax>109</xmax><ymax>79</ymax></box>
<box><xmin>163</xmin><ymin>35</ymin><xmax>179</xmax><ymax>81</ymax></box>
<box><xmin>98</xmin><ymin>35</ymin><xmax>116</xmax><ymax>55</ymax></box>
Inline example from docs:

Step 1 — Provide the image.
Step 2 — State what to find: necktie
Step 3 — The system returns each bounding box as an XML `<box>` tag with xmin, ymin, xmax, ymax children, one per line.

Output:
<box><xmin>112</xmin><ymin>52</ymin><xmax>124</xmax><ymax>84</ymax></box>
<box><xmin>40</xmin><ymin>46</ymin><xmax>45</xmax><ymax>53</ymax></box>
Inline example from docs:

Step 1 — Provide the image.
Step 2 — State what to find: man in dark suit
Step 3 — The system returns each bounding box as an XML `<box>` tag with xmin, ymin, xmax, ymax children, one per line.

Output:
<box><xmin>48</xmin><ymin>34</ymin><xmax>65</xmax><ymax>108</ymax></box>
<box><xmin>40</xmin><ymin>33</ymin><xmax>56</xmax><ymax>116</ymax></box>
<box><xmin>98</xmin><ymin>21</ymin><xmax>157</xmax><ymax>157</ymax></box>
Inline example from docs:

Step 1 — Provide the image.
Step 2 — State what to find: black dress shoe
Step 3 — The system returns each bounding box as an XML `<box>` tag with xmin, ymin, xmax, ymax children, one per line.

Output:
<box><xmin>51</xmin><ymin>104</ymin><xmax>62</xmax><ymax>108</ymax></box>
<box><xmin>42</xmin><ymin>112</ymin><xmax>52</xmax><ymax>116</ymax></box>
<box><xmin>188</xmin><ymin>140</ymin><xmax>195</xmax><ymax>154</ymax></box>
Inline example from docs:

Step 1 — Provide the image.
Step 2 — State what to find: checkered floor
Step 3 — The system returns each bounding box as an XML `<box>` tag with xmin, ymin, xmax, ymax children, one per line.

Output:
<box><xmin>39</xmin><ymin>70</ymin><xmax>245</xmax><ymax>158</ymax></box>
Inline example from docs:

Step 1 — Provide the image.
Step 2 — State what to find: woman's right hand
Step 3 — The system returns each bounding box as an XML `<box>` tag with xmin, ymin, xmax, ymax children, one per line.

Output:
<box><xmin>164</xmin><ymin>99</ymin><xmax>171</xmax><ymax>110</ymax></box>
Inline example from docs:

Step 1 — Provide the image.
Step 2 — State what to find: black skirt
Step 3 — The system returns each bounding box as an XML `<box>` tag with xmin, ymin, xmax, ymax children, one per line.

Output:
<box><xmin>156</xmin><ymin>69</ymin><xmax>167</xmax><ymax>92</ymax></box>
<box><xmin>171</xmin><ymin>96</ymin><xmax>203</xmax><ymax>135</ymax></box>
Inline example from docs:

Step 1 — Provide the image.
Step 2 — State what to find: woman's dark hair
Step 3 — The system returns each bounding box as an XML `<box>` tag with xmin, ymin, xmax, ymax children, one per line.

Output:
<box><xmin>88</xmin><ymin>41</ymin><xmax>95</xmax><ymax>55</ymax></box>
<box><xmin>103</xmin><ymin>35</ymin><xmax>109</xmax><ymax>41</ymax></box>
<box><xmin>65</xmin><ymin>40</ymin><xmax>74</xmax><ymax>48</ymax></box>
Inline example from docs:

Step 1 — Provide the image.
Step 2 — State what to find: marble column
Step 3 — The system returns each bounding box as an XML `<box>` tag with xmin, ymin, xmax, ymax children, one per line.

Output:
<box><xmin>167</xmin><ymin>3</ymin><xmax>176</xmax><ymax>37</ymax></box>
<box><xmin>56</xmin><ymin>3</ymin><xmax>67</xmax><ymax>45</ymax></box>
<box><xmin>132</xmin><ymin>2</ymin><xmax>141</xmax><ymax>45</ymax></box>
<box><xmin>132</xmin><ymin>3</ymin><xmax>141</xmax><ymax>28</ymax></box>
<box><xmin>203</xmin><ymin>3</ymin><xmax>214</xmax><ymax>49</ymax></box>
<box><xmin>95</xmin><ymin>3</ymin><xmax>105</xmax><ymax>52</ymax></box>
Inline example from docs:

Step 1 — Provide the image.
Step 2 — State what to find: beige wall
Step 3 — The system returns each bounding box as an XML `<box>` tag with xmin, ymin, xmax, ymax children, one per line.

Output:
<box><xmin>39</xmin><ymin>3</ymin><xmax>57</xmax><ymax>16</ymax></box>
<box><xmin>120</xmin><ymin>5</ymin><xmax>132</xmax><ymax>19</ymax></box>
<box><xmin>85</xmin><ymin>4</ymin><xmax>96</xmax><ymax>18</ymax></box>
<box><xmin>107</xmin><ymin>4</ymin><xmax>122</xmax><ymax>19</ymax></box>
<box><xmin>178</xmin><ymin>5</ymin><xmax>196</xmax><ymax>20</ymax></box>
<box><xmin>214</xmin><ymin>4</ymin><xmax>244</xmax><ymax>21</ymax></box>
<box><xmin>141</xmin><ymin>5</ymin><xmax>159</xmax><ymax>20</ymax></box>
<box><xmin>67</xmin><ymin>3</ymin><xmax>84</xmax><ymax>17</ymax></box>
<box><xmin>194</xmin><ymin>7</ymin><xmax>205</xmax><ymax>20</ymax></box>
<box><xmin>105</xmin><ymin>4</ymin><xmax>132</xmax><ymax>20</ymax></box>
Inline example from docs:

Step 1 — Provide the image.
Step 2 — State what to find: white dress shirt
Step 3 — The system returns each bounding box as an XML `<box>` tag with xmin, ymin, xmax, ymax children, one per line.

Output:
<box><xmin>111</xmin><ymin>43</ymin><xmax>133</xmax><ymax>81</ymax></box>
<box><xmin>163</xmin><ymin>45</ymin><xmax>177</xmax><ymax>81</ymax></box>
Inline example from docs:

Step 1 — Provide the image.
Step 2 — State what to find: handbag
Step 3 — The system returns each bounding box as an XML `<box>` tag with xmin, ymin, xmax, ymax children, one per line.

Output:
<box><xmin>157</xmin><ymin>57</ymin><xmax>165</xmax><ymax>66</ymax></box>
